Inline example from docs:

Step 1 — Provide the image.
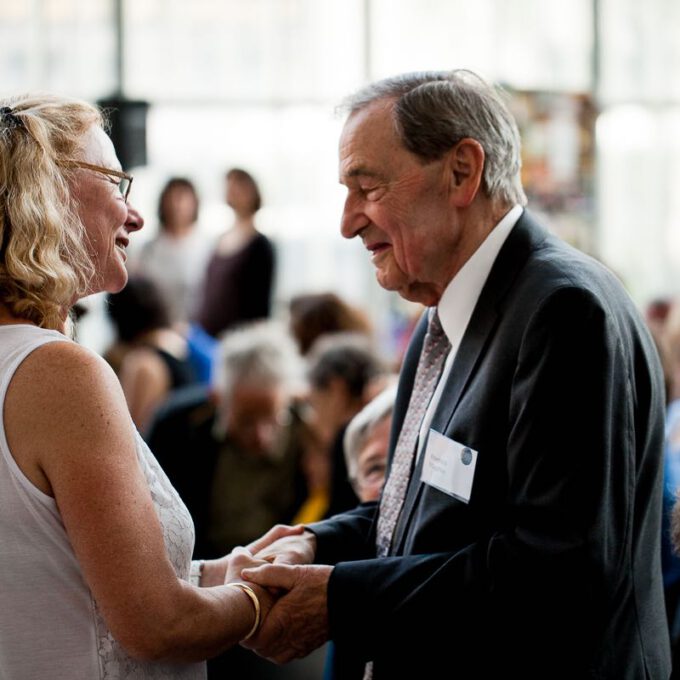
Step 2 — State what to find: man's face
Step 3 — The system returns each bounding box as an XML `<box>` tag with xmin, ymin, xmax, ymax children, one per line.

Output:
<box><xmin>225</xmin><ymin>382</ymin><xmax>288</xmax><ymax>457</ymax></box>
<box><xmin>354</xmin><ymin>414</ymin><xmax>391</xmax><ymax>503</ymax></box>
<box><xmin>338</xmin><ymin>99</ymin><xmax>461</xmax><ymax>306</ymax></box>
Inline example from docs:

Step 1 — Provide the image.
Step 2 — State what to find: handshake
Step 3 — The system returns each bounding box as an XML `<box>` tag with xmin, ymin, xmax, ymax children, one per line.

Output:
<box><xmin>215</xmin><ymin>524</ymin><xmax>334</xmax><ymax>664</ymax></box>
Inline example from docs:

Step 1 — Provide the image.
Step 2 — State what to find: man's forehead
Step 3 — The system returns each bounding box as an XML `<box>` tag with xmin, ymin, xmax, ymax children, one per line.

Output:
<box><xmin>340</xmin><ymin>100</ymin><xmax>393</xmax><ymax>144</ymax></box>
<box><xmin>338</xmin><ymin>100</ymin><xmax>397</xmax><ymax>179</ymax></box>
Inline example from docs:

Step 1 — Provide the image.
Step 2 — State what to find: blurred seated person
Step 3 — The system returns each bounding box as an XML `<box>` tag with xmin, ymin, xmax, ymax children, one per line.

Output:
<box><xmin>344</xmin><ymin>385</ymin><xmax>398</xmax><ymax>503</ymax></box>
<box><xmin>660</xmin><ymin>302</ymin><xmax>680</xmax><ymax>649</ymax></box>
<box><xmin>130</xmin><ymin>177</ymin><xmax>211</xmax><ymax>326</ymax></box>
<box><xmin>146</xmin><ymin>320</ymin><xmax>305</xmax><ymax>558</ymax></box>
<box><xmin>195</xmin><ymin>168</ymin><xmax>275</xmax><ymax>338</ymax></box>
<box><xmin>646</xmin><ymin>295</ymin><xmax>672</xmax><ymax>341</ymax></box>
<box><xmin>105</xmin><ymin>276</ymin><xmax>196</xmax><ymax>434</ymax></box>
<box><xmin>289</xmin><ymin>291</ymin><xmax>373</xmax><ymax>356</ymax></box>
<box><xmin>294</xmin><ymin>333</ymin><xmax>387</xmax><ymax>522</ymax></box>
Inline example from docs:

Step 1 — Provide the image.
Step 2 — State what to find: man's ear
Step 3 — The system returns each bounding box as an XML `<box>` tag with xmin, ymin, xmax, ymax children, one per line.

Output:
<box><xmin>447</xmin><ymin>138</ymin><xmax>485</xmax><ymax>207</ymax></box>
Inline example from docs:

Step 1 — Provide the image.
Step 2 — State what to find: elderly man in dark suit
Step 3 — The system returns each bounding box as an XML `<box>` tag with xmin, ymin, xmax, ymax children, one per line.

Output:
<box><xmin>234</xmin><ymin>70</ymin><xmax>670</xmax><ymax>679</ymax></box>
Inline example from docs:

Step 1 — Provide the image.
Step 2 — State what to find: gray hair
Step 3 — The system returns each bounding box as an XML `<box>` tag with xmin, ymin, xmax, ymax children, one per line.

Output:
<box><xmin>212</xmin><ymin>320</ymin><xmax>302</xmax><ymax>403</ymax></box>
<box><xmin>340</xmin><ymin>69</ymin><xmax>527</xmax><ymax>207</ymax></box>
<box><xmin>344</xmin><ymin>384</ymin><xmax>398</xmax><ymax>484</ymax></box>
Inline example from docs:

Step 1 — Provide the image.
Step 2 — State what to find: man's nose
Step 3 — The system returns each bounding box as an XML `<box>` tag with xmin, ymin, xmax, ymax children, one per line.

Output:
<box><xmin>254</xmin><ymin>420</ymin><xmax>276</xmax><ymax>450</ymax></box>
<box><xmin>340</xmin><ymin>194</ymin><xmax>368</xmax><ymax>240</ymax></box>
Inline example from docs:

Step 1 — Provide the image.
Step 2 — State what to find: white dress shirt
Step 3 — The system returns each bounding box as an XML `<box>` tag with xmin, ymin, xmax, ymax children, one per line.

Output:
<box><xmin>416</xmin><ymin>204</ymin><xmax>524</xmax><ymax>461</ymax></box>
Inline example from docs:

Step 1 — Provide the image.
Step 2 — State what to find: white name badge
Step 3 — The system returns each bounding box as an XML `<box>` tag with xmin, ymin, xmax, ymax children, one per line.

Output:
<box><xmin>421</xmin><ymin>429</ymin><xmax>478</xmax><ymax>503</ymax></box>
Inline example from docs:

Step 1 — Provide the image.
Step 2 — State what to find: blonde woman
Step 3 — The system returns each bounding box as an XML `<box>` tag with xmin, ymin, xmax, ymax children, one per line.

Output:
<box><xmin>0</xmin><ymin>96</ymin><xmax>271</xmax><ymax>679</ymax></box>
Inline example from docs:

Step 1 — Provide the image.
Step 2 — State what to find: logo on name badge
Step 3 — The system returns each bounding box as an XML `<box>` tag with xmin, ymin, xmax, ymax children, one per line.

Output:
<box><xmin>461</xmin><ymin>447</ymin><xmax>473</xmax><ymax>466</ymax></box>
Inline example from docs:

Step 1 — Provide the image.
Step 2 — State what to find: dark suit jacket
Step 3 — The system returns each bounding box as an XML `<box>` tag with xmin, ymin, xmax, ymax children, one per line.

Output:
<box><xmin>310</xmin><ymin>211</ymin><xmax>671</xmax><ymax>679</ymax></box>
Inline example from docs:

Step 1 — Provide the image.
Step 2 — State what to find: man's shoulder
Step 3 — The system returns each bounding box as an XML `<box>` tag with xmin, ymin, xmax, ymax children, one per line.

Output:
<box><xmin>512</xmin><ymin>221</ymin><xmax>623</xmax><ymax>306</ymax></box>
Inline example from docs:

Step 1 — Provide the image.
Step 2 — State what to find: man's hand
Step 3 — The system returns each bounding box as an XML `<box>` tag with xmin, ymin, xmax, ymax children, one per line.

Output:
<box><xmin>240</xmin><ymin>562</ymin><xmax>333</xmax><ymax>663</ymax></box>
<box><xmin>246</xmin><ymin>524</ymin><xmax>317</xmax><ymax>566</ymax></box>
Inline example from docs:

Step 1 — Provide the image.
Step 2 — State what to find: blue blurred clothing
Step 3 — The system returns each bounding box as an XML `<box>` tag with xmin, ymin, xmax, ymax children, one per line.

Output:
<box><xmin>186</xmin><ymin>322</ymin><xmax>218</xmax><ymax>385</ymax></box>
<box><xmin>664</xmin><ymin>401</ymin><xmax>680</xmax><ymax>588</ymax></box>
<box><xmin>663</xmin><ymin>400</ymin><xmax>680</xmax><ymax>647</ymax></box>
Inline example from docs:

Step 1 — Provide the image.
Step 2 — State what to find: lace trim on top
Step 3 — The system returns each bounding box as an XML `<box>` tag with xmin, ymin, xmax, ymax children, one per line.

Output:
<box><xmin>93</xmin><ymin>433</ymin><xmax>205</xmax><ymax>680</ymax></box>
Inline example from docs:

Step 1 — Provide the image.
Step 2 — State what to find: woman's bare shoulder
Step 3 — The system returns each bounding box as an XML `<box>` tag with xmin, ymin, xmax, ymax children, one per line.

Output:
<box><xmin>12</xmin><ymin>339</ymin><xmax>124</xmax><ymax>406</ymax></box>
<box><xmin>4</xmin><ymin>340</ymin><xmax>134</xmax><ymax>495</ymax></box>
<box><xmin>6</xmin><ymin>340</ymin><xmax>132</xmax><ymax>457</ymax></box>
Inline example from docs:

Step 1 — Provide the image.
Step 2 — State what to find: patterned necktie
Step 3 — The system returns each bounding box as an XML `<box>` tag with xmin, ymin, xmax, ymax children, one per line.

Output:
<box><xmin>376</xmin><ymin>309</ymin><xmax>451</xmax><ymax>558</ymax></box>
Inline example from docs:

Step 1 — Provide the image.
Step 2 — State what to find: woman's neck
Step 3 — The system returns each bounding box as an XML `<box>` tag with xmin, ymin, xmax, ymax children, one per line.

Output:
<box><xmin>232</xmin><ymin>215</ymin><xmax>256</xmax><ymax>233</ymax></box>
<box><xmin>0</xmin><ymin>304</ymin><xmax>29</xmax><ymax>326</ymax></box>
<box><xmin>163</xmin><ymin>222</ymin><xmax>195</xmax><ymax>239</ymax></box>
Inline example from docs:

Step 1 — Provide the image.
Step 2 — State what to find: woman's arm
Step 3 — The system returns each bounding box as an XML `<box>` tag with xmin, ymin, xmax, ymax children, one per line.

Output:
<box><xmin>4</xmin><ymin>340</ymin><xmax>268</xmax><ymax>662</ymax></box>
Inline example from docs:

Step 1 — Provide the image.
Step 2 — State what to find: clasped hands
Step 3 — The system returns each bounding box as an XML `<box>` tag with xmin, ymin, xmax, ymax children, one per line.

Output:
<box><xmin>222</xmin><ymin>525</ymin><xmax>333</xmax><ymax>664</ymax></box>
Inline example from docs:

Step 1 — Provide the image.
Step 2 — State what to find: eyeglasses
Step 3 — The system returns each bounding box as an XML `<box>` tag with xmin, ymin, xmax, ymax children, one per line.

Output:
<box><xmin>58</xmin><ymin>159</ymin><xmax>134</xmax><ymax>202</ymax></box>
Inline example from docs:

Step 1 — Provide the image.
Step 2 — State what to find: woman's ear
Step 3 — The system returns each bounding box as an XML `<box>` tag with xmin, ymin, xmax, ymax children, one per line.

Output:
<box><xmin>447</xmin><ymin>138</ymin><xmax>485</xmax><ymax>207</ymax></box>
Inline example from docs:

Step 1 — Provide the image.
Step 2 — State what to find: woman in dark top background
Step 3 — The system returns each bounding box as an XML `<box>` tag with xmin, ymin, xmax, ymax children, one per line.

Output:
<box><xmin>105</xmin><ymin>275</ymin><xmax>196</xmax><ymax>434</ymax></box>
<box><xmin>195</xmin><ymin>168</ymin><xmax>275</xmax><ymax>338</ymax></box>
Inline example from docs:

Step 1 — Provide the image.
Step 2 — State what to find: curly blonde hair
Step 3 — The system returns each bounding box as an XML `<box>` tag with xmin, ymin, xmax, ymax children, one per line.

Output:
<box><xmin>0</xmin><ymin>94</ymin><xmax>102</xmax><ymax>330</ymax></box>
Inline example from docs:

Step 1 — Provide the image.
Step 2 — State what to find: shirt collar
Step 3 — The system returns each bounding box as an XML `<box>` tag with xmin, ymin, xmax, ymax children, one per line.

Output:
<box><xmin>436</xmin><ymin>204</ymin><xmax>523</xmax><ymax>347</ymax></box>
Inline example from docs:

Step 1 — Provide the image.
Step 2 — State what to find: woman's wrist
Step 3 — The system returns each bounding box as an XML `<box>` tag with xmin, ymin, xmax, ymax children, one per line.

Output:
<box><xmin>225</xmin><ymin>582</ymin><xmax>261</xmax><ymax>641</ymax></box>
<box><xmin>189</xmin><ymin>560</ymin><xmax>205</xmax><ymax>586</ymax></box>
<box><xmin>197</xmin><ymin>557</ymin><xmax>230</xmax><ymax>587</ymax></box>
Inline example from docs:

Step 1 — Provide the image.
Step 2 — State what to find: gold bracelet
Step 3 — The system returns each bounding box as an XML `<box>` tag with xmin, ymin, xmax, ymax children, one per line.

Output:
<box><xmin>226</xmin><ymin>582</ymin><xmax>261</xmax><ymax>641</ymax></box>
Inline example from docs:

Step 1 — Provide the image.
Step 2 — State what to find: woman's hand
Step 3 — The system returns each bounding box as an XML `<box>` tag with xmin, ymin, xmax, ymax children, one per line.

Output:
<box><xmin>224</xmin><ymin>547</ymin><xmax>277</xmax><ymax>640</ymax></box>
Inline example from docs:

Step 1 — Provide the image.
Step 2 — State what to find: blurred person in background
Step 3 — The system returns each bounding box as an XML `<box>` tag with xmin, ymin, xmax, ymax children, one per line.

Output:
<box><xmin>659</xmin><ymin>300</ymin><xmax>680</xmax><ymax>664</ymax></box>
<box><xmin>146</xmin><ymin>320</ymin><xmax>306</xmax><ymax>558</ymax></box>
<box><xmin>105</xmin><ymin>275</ymin><xmax>197</xmax><ymax>434</ymax></box>
<box><xmin>129</xmin><ymin>177</ymin><xmax>216</xmax><ymax>385</ymax></box>
<box><xmin>195</xmin><ymin>168</ymin><xmax>275</xmax><ymax>339</ymax></box>
<box><xmin>0</xmin><ymin>95</ymin><xmax>268</xmax><ymax>679</ymax></box>
<box><xmin>295</xmin><ymin>333</ymin><xmax>388</xmax><ymax>522</ymax></box>
<box><xmin>646</xmin><ymin>295</ymin><xmax>673</xmax><ymax>342</ymax></box>
<box><xmin>343</xmin><ymin>385</ymin><xmax>397</xmax><ymax>504</ymax></box>
<box><xmin>288</xmin><ymin>291</ymin><xmax>373</xmax><ymax>356</ymax></box>
<box><xmin>130</xmin><ymin>177</ymin><xmax>211</xmax><ymax>326</ymax></box>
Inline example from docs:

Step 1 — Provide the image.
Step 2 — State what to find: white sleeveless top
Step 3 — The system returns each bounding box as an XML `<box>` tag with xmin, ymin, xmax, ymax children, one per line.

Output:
<box><xmin>0</xmin><ymin>324</ymin><xmax>206</xmax><ymax>680</ymax></box>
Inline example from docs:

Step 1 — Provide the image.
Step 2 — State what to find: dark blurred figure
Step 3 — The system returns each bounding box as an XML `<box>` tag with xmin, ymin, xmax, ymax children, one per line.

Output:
<box><xmin>647</xmin><ymin>296</ymin><xmax>673</xmax><ymax>341</ymax></box>
<box><xmin>295</xmin><ymin>333</ymin><xmax>389</xmax><ymax>522</ymax></box>
<box><xmin>289</xmin><ymin>291</ymin><xmax>373</xmax><ymax>356</ymax></box>
<box><xmin>146</xmin><ymin>320</ymin><xmax>304</xmax><ymax>558</ymax></box>
<box><xmin>105</xmin><ymin>276</ymin><xmax>196</xmax><ymax>433</ymax></box>
<box><xmin>660</xmin><ymin>302</ymin><xmax>680</xmax><ymax>675</ymax></box>
<box><xmin>131</xmin><ymin>177</ymin><xmax>211</xmax><ymax>325</ymax></box>
<box><xmin>195</xmin><ymin>168</ymin><xmax>275</xmax><ymax>338</ymax></box>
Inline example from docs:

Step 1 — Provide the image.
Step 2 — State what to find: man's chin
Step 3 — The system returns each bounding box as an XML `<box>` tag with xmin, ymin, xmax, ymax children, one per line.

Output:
<box><xmin>376</xmin><ymin>271</ymin><xmax>441</xmax><ymax>306</ymax></box>
<box><xmin>375</xmin><ymin>268</ymin><xmax>406</xmax><ymax>294</ymax></box>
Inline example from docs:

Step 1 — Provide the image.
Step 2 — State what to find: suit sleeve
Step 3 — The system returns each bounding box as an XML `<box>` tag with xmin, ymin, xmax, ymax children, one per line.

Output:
<box><xmin>323</xmin><ymin>286</ymin><xmax>664</xmax><ymax>663</ymax></box>
<box><xmin>307</xmin><ymin>502</ymin><xmax>378</xmax><ymax>564</ymax></box>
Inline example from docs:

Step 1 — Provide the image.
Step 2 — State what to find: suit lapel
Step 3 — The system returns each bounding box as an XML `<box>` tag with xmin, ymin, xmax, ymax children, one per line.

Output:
<box><xmin>391</xmin><ymin>211</ymin><xmax>549</xmax><ymax>553</ymax></box>
<box><xmin>433</xmin><ymin>210</ymin><xmax>548</xmax><ymax>431</ymax></box>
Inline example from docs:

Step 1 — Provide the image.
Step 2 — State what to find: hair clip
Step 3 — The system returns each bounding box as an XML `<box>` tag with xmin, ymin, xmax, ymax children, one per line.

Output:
<box><xmin>0</xmin><ymin>106</ymin><xmax>24</xmax><ymax>131</ymax></box>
